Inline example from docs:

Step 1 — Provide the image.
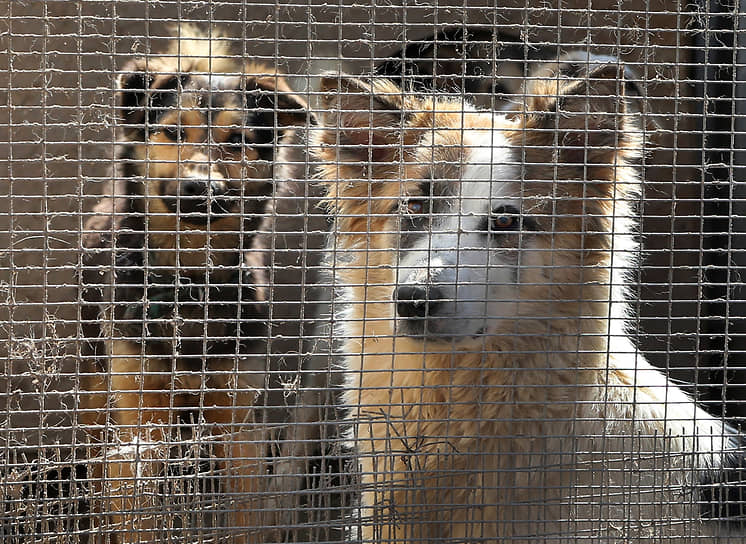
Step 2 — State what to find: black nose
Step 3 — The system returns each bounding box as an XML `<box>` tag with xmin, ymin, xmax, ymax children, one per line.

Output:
<box><xmin>180</xmin><ymin>178</ymin><xmax>207</xmax><ymax>199</ymax></box>
<box><xmin>180</xmin><ymin>179</ymin><xmax>227</xmax><ymax>198</ymax></box>
<box><xmin>178</xmin><ymin>179</ymin><xmax>228</xmax><ymax>215</ymax></box>
<box><xmin>395</xmin><ymin>285</ymin><xmax>441</xmax><ymax>318</ymax></box>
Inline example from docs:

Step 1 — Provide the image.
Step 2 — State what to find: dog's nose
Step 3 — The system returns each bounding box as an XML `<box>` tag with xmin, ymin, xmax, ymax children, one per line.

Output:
<box><xmin>395</xmin><ymin>285</ymin><xmax>441</xmax><ymax>318</ymax></box>
<box><xmin>180</xmin><ymin>179</ymin><xmax>228</xmax><ymax>199</ymax></box>
<box><xmin>180</xmin><ymin>178</ymin><xmax>206</xmax><ymax>199</ymax></box>
<box><xmin>178</xmin><ymin>179</ymin><xmax>229</xmax><ymax>215</ymax></box>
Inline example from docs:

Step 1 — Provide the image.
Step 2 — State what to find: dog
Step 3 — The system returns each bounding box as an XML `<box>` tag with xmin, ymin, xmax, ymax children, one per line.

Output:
<box><xmin>79</xmin><ymin>26</ymin><xmax>310</xmax><ymax>542</ymax></box>
<box><xmin>376</xmin><ymin>29</ymin><xmax>651</xmax><ymax>119</ymax></box>
<box><xmin>312</xmin><ymin>66</ymin><xmax>745</xmax><ymax>542</ymax></box>
<box><xmin>374</xmin><ymin>26</ymin><xmax>529</xmax><ymax>108</ymax></box>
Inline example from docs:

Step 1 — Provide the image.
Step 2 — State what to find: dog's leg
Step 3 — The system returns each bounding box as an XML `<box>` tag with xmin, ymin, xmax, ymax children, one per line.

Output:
<box><xmin>96</xmin><ymin>342</ymin><xmax>173</xmax><ymax>544</ymax></box>
<box><xmin>360</xmin><ymin>451</ymin><xmax>446</xmax><ymax>544</ymax></box>
<box><xmin>203</xmin><ymin>391</ymin><xmax>273</xmax><ymax>544</ymax></box>
<box><xmin>79</xmin><ymin>367</ymin><xmax>112</xmax><ymax>541</ymax></box>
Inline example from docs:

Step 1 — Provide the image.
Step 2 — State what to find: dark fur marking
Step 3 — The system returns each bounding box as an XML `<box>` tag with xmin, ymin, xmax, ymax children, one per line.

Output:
<box><xmin>247</xmin><ymin>111</ymin><xmax>277</xmax><ymax>161</ymax></box>
<box><xmin>243</xmin><ymin>92</ymin><xmax>283</xmax><ymax>161</ymax></box>
<box><xmin>700</xmin><ymin>441</ymin><xmax>746</xmax><ymax>527</ymax></box>
<box><xmin>119</xmin><ymin>71</ymin><xmax>181</xmax><ymax>133</ymax></box>
<box><xmin>146</xmin><ymin>76</ymin><xmax>180</xmax><ymax>128</ymax></box>
<box><xmin>119</xmin><ymin>71</ymin><xmax>151</xmax><ymax>129</ymax></box>
<box><xmin>110</xmin><ymin>242</ymin><xmax>267</xmax><ymax>361</ymax></box>
<box><xmin>375</xmin><ymin>27</ymin><xmax>526</xmax><ymax>95</ymax></box>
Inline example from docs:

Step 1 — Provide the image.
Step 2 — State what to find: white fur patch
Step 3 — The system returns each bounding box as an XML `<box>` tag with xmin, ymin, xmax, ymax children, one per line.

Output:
<box><xmin>461</xmin><ymin>127</ymin><xmax>517</xmax><ymax>202</ymax></box>
<box><xmin>394</xmin><ymin>125</ymin><xmax>523</xmax><ymax>339</ymax></box>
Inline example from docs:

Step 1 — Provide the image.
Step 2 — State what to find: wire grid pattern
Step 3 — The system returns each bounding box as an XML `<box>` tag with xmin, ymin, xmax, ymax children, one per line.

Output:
<box><xmin>0</xmin><ymin>1</ymin><xmax>744</xmax><ymax>543</ymax></box>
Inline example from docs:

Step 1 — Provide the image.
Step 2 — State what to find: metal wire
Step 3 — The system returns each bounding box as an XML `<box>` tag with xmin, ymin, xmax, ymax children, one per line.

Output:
<box><xmin>0</xmin><ymin>1</ymin><xmax>744</xmax><ymax>543</ymax></box>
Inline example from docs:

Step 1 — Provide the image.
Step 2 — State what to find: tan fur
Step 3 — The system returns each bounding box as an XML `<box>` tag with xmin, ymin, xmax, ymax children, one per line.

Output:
<box><xmin>313</xmin><ymin>75</ymin><xmax>735</xmax><ymax>542</ymax></box>
<box><xmin>81</xmin><ymin>26</ymin><xmax>311</xmax><ymax>544</ymax></box>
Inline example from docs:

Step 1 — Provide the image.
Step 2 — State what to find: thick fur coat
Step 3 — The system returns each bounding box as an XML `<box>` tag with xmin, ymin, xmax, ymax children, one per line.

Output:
<box><xmin>79</xmin><ymin>26</ymin><xmax>315</xmax><ymax>543</ymax></box>
<box><xmin>313</xmin><ymin>69</ymin><xmax>744</xmax><ymax>543</ymax></box>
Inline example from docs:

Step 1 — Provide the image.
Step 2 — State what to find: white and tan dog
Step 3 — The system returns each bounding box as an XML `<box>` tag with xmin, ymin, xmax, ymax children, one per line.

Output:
<box><xmin>313</xmin><ymin>66</ymin><xmax>744</xmax><ymax>543</ymax></box>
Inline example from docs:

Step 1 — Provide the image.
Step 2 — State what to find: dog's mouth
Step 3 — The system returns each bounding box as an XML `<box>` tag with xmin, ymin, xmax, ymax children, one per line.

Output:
<box><xmin>395</xmin><ymin>316</ymin><xmax>490</xmax><ymax>344</ymax></box>
<box><xmin>162</xmin><ymin>194</ymin><xmax>239</xmax><ymax>224</ymax></box>
<box><xmin>188</xmin><ymin>197</ymin><xmax>235</xmax><ymax>219</ymax></box>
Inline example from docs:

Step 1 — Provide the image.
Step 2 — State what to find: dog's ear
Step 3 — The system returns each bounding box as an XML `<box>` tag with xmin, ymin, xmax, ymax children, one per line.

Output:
<box><xmin>117</xmin><ymin>58</ymin><xmax>152</xmax><ymax>130</ymax></box>
<box><xmin>248</xmin><ymin>74</ymin><xmax>312</xmax><ymax>132</ymax></box>
<box><xmin>117</xmin><ymin>58</ymin><xmax>180</xmax><ymax>137</ymax></box>
<box><xmin>538</xmin><ymin>52</ymin><xmax>644</xmax><ymax>98</ymax></box>
<box><xmin>526</xmin><ymin>62</ymin><xmax>639</xmax><ymax>166</ymax></box>
<box><xmin>315</xmin><ymin>75</ymin><xmax>409</xmax><ymax>169</ymax></box>
<box><xmin>549</xmin><ymin>51</ymin><xmax>657</xmax><ymax>134</ymax></box>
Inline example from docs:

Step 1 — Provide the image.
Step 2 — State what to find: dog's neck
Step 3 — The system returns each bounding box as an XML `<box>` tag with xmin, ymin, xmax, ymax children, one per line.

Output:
<box><xmin>114</xmin><ymin>202</ymin><xmax>242</xmax><ymax>283</ymax></box>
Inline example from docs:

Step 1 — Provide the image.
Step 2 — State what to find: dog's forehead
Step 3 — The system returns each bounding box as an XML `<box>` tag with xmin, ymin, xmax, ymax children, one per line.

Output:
<box><xmin>172</xmin><ymin>73</ymin><xmax>244</xmax><ymax>110</ymax></box>
<box><xmin>426</xmin><ymin>120</ymin><xmax>519</xmax><ymax>211</ymax></box>
<box><xmin>184</xmin><ymin>72</ymin><xmax>241</xmax><ymax>90</ymax></box>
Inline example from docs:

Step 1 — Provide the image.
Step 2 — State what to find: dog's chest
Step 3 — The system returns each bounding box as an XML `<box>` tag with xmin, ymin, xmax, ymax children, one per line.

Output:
<box><xmin>147</xmin><ymin>229</ymin><xmax>241</xmax><ymax>270</ymax></box>
<box><xmin>96</xmin><ymin>224</ymin><xmax>264</xmax><ymax>360</ymax></box>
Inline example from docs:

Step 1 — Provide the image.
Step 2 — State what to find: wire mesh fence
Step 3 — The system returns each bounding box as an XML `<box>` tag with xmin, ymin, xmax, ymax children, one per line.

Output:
<box><xmin>1</xmin><ymin>1</ymin><xmax>745</xmax><ymax>542</ymax></box>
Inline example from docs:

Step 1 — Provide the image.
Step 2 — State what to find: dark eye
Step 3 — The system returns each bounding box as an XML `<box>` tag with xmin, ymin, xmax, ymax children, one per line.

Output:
<box><xmin>492</xmin><ymin>82</ymin><xmax>510</xmax><ymax>96</ymax></box>
<box><xmin>225</xmin><ymin>132</ymin><xmax>245</xmax><ymax>148</ymax></box>
<box><xmin>162</xmin><ymin>125</ymin><xmax>184</xmax><ymax>141</ymax></box>
<box><xmin>405</xmin><ymin>199</ymin><xmax>427</xmax><ymax>214</ymax></box>
<box><xmin>491</xmin><ymin>205</ymin><xmax>520</xmax><ymax>231</ymax></box>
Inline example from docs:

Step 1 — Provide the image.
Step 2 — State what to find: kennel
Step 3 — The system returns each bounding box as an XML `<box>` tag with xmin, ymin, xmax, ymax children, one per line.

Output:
<box><xmin>0</xmin><ymin>1</ymin><xmax>744</xmax><ymax>542</ymax></box>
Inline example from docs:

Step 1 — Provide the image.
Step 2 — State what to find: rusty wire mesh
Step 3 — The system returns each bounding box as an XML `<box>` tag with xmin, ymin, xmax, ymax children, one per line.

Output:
<box><xmin>0</xmin><ymin>1</ymin><xmax>745</xmax><ymax>543</ymax></box>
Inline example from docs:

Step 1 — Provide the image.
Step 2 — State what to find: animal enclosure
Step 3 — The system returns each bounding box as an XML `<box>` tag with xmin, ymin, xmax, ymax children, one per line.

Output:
<box><xmin>1</xmin><ymin>1</ymin><xmax>745</xmax><ymax>543</ymax></box>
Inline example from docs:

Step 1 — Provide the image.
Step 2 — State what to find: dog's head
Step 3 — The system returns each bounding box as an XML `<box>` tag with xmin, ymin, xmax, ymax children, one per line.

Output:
<box><xmin>117</xmin><ymin>26</ymin><xmax>309</xmax><ymax>231</ymax></box>
<box><xmin>315</xmin><ymin>63</ymin><xmax>641</xmax><ymax>344</ymax></box>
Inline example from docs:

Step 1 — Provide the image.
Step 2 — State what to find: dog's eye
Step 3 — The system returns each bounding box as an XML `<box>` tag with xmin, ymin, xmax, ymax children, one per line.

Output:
<box><xmin>491</xmin><ymin>205</ymin><xmax>520</xmax><ymax>231</ymax></box>
<box><xmin>162</xmin><ymin>125</ymin><xmax>184</xmax><ymax>141</ymax></box>
<box><xmin>493</xmin><ymin>214</ymin><xmax>516</xmax><ymax>229</ymax></box>
<box><xmin>492</xmin><ymin>82</ymin><xmax>510</xmax><ymax>97</ymax></box>
<box><xmin>225</xmin><ymin>132</ymin><xmax>245</xmax><ymax>148</ymax></box>
<box><xmin>405</xmin><ymin>199</ymin><xmax>427</xmax><ymax>214</ymax></box>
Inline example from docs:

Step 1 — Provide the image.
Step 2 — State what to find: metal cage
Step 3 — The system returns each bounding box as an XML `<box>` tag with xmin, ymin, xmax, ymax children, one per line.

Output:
<box><xmin>1</xmin><ymin>1</ymin><xmax>745</xmax><ymax>543</ymax></box>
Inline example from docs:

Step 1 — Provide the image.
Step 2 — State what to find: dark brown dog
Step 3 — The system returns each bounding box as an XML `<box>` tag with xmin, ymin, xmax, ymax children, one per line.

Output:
<box><xmin>79</xmin><ymin>26</ymin><xmax>310</xmax><ymax>543</ymax></box>
<box><xmin>374</xmin><ymin>27</ymin><xmax>532</xmax><ymax>108</ymax></box>
<box><xmin>375</xmin><ymin>28</ymin><xmax>647</xmax><ymax>116</ymax></box>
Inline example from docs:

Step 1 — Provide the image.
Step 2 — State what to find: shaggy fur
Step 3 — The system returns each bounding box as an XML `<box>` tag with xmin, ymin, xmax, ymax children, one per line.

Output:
<box><xmin>79</xmin><ymin>26</ymin><xmax>310</xmax><ymax>543</ymax></box>
<box><xmin>313</xmin><ymin>69</ymin><xmax>744</xmax><ymax>542</ymax></box>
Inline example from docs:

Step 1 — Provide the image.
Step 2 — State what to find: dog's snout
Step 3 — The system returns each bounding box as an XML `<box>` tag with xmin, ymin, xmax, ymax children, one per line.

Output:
<box><xmin>180</xmin><ymin>178</ymin><xmax>209</xmax><ymax>199</ymax></box>
<box><xmin>180</xmin><ymin>179</ymin><xmax>227</xmax><ymax>198</ymax></box>
<box><xmin>177</xmin><ymin>178</ymin><xmax>231</xmax><ymax>217</ymax></box>
<box><xmin>395</xmin><ymin>285</ymin><xmax>441</xmax><ymax>318</ymax></box>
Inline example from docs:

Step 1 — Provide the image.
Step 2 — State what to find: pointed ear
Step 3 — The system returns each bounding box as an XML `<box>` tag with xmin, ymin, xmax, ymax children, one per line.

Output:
<box><xmin>249</xmin><ymin>73</ymin><xmax>313</xmax><ymax>130</ymax></box>
<box><xmin>117</xmin><ymin>58</ymin><xmax>180</xmax><ymax>137</ymax></box>
<box><xmin>315</xmin><ymin>75</ymin><xmax>408</xmax><ymax>168</ymax></box>
<box><xmin>526</xmin><ymin>63</ymin><xmax>637</xmax><ymax>165</ymax></box>
<box><xmin>117</xmin><ymin>57</ymin><xmax>152</xmax><ymax>131</ymax></box>
<box><xmin>539</xmin><ymin>52</ymin><xmax>645</xmax><ymax>98</ymax></box>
